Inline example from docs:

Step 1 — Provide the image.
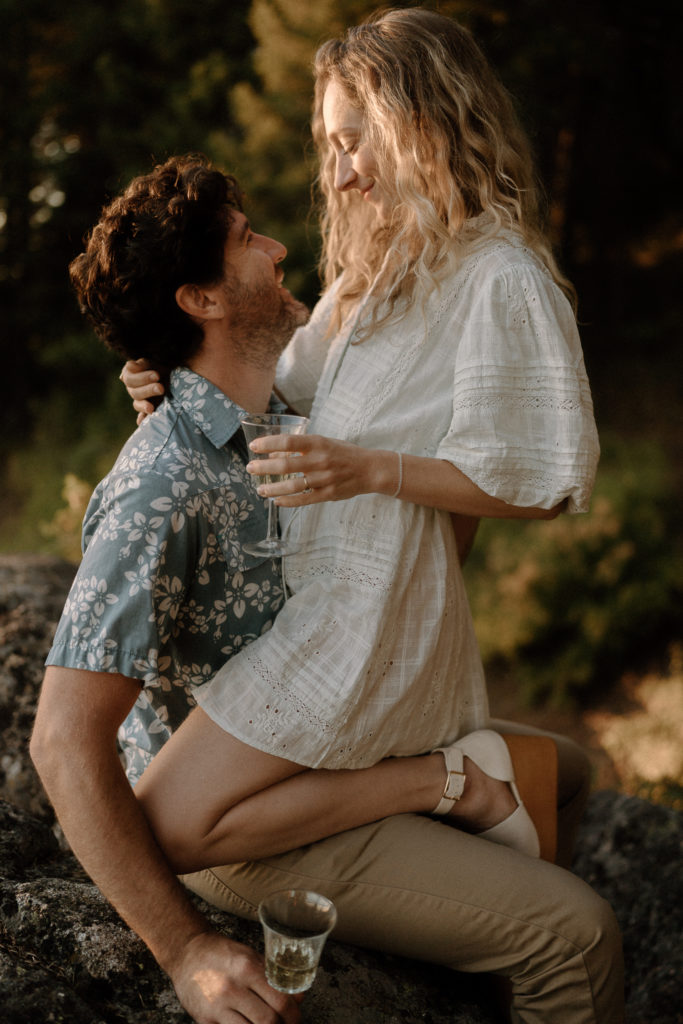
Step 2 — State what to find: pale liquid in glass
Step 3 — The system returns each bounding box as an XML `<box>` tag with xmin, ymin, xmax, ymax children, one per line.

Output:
<box><xmin>264</xmin><ymin>924</ymin><xmax>320</xmax><ymax>993</ymax></box>
<box><xmin>255</xmin><ymin>472</ymin><xmax>296</xmax><ymax>486</ymax></box>
<box><xmin>252</xmin><ymin>451</ymin><xmax>298</xmax><ymax>488</ymax></box>
<box><xmin>266</xmin><ymin>946</ymin><xmax>317</xmax><ymax>993</ymax></box>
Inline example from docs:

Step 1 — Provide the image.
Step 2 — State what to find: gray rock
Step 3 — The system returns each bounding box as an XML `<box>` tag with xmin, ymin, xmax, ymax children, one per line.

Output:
<box><xmin>0</xmin><ymin>801</ymin><xmax>497</xmax><ymax>1024</ymax></box>
<box><xmin>572</xmin><ymin>791</ymin><xmax>683</xmax><ymax>1024</ymax></box>
<box><xmin>0</xmin><ymin>555</ymin><xmax>681</xmax><ymax>1023</ymax></box>
<box><xmin>0</xmin><ymin>555</ymin><xmax>76</xmax><ymax>822</ymax></box>
<box><xmin>0</xmin><ymin>947</ymin><xmax>107</xmax><ymax>1024</ymax></box>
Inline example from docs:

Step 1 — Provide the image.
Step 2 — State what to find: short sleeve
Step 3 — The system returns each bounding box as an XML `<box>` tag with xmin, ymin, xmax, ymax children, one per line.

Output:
<box><xmin>436</xmin><ymin>262</ymin><xmax>599</xmax><ymax>513</ymax></box>
<box><xmin>275</xmin><ymin>282</ymin><xmax>341</xmax><ymax>415</ymax></box>
<box><xmin>46</xmin><ymin>471</ymin><xmax>193</xmax><ymax>680</ymax></box>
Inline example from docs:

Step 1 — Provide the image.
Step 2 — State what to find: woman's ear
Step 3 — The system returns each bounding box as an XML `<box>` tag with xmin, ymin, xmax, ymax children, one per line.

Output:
<box><xmin>175</xmin><ymin>282</ymin><xmax>223</xmax><ymax>320</ymax></box>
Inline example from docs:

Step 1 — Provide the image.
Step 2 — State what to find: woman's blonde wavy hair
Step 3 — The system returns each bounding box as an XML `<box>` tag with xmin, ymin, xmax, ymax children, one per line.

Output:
<box><xmin>312</xmin><ymin>7</ymin><xmax>575</xmax><ymax>336</ymax></box>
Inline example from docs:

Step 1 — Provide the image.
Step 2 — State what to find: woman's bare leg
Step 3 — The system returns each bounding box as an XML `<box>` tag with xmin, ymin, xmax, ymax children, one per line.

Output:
<box><xmin>134</xmin><ymin>707</ymin><xmax>516</xmax><ymax>872</ymax></box>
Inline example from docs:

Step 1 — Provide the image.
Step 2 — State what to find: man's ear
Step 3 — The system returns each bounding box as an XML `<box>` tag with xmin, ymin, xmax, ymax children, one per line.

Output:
<box><xmin>175</xmin><ymin>283</ymin><xmax>224</xmax><ymax>321</ymax></box>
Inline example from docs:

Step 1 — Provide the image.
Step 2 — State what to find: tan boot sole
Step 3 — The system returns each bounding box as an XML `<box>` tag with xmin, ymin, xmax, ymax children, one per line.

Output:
<box><xmin>503</xmin><ymin>734</ymin><xmax>558</xmax><ymax>863</ymax></box>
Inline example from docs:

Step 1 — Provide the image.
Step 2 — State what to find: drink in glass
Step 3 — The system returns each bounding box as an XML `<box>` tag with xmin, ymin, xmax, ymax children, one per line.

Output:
<box><xmin>240</xmin><ymin>413</ymin><xmax>308</xmax><ymax>557</ymax></box>
<box><xmin>258</xmin><ymin>889</ymin><xmax>337</xmax><ymax>994</ymax></box>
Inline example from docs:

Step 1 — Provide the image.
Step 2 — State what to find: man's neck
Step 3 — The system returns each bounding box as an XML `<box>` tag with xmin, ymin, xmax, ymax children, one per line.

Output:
<box><xmin>185</xmin><ymin>349</ymin><xmax>276</xmax><ymax>415</ymax></box>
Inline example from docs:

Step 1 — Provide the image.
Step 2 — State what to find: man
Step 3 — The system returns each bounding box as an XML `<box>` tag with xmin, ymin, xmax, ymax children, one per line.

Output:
<box><xmin>31</xmin><ymin>155</ymin><xmax>309</xmax><ymax>1023</ymax></box>
<box><xmin>32</xmin><ymin>155</ymin><xmax>623</xmax><ymax>1024</ymax></box>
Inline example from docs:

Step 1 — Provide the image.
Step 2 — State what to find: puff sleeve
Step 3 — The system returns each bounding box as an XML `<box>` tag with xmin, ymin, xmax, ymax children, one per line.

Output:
<box><xmin>436</xmin><ymin>261</ymin><xmax>599</xmax><ymax>513</ymax></box>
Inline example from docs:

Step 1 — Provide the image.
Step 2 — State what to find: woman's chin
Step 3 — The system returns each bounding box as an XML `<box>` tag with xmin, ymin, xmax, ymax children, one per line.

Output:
<box><xmin>369</xmin><ymin>202</ymin><xmax>390</xmax><ymax>226</ymax></box>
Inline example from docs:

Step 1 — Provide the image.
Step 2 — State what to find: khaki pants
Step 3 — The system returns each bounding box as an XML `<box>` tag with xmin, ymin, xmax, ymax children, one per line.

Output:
<box><xmin>181</xmin><ymin>722</ymin><xmax>624</xmax><ymax>1024</ymax></box>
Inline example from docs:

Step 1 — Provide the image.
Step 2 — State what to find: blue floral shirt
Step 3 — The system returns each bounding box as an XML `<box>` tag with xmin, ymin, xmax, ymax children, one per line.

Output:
<box><xmin>47</xmin><ymin>368</ymin><xmax>285</xmax><ymax>785</ymax></box>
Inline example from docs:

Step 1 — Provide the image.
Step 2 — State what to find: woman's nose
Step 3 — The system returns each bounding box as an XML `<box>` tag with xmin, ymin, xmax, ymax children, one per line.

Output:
<box><xmin>334</xmin><ymin>153</ymin><xmax>357</xmax><ymax>191</ymax></box>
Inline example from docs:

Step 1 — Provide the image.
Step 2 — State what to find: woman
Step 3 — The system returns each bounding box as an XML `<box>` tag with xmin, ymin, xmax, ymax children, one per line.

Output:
<box><xmin>124</xmin><ymin>10</ymin><xmax>622</xmax><ymax>1021</ymax></box>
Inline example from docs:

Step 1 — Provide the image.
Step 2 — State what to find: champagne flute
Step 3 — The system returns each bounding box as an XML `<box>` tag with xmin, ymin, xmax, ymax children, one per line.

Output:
<box><xmin>240</xmin><ymin>412</ymin><xmax>309</xmax><ymax>557</ymax></box>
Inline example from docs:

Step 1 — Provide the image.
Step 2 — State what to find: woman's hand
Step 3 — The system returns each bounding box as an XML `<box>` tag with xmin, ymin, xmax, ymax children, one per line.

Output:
<box><xmin>247</xmin><ymin>434</ymin><xmax>567</xmax><ymax>520</ymax></box>
<box><xmin>120</xmin><ymin>358</ymin><xmax>166</xmax><ymax>424</ymax></box>
<box><xmin>246</xmin><ymin>434</ymin><xmax>397</xmax><ymax>506</ymax></box>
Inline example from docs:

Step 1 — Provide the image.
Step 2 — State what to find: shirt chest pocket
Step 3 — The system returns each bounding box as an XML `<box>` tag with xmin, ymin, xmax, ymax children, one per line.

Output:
<box><xmin>217</xmin><ymin>501</ymin><xmax>279</xmax><ymax>574</ymax></box>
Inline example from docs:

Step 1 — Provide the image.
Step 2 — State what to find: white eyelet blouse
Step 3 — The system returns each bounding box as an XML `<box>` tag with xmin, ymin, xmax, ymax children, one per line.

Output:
<box><xmin>195</xmin><ymin>230</ymin><xmax>600</xmax><ymax>768</ymax></box>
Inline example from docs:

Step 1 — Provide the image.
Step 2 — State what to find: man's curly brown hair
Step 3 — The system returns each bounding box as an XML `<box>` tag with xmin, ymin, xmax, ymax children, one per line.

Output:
<box><xmin>69</xmin><ymin>155</ymin><xmax>243</xmax><ymax>367</ymax></box>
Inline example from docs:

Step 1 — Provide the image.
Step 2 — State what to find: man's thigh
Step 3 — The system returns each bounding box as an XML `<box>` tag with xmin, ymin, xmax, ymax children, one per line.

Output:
<box><xmin>182</xmin><ymin>813</ymin><xmax>622</xmax><ymax>1023</ymax></box>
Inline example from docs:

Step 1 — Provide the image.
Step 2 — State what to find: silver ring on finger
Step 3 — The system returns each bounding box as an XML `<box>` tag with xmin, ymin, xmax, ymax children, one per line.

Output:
<box><xmin>302</xmin><ymin>474</ymin><xmax>313</xmax><ymax>493</ymax></box>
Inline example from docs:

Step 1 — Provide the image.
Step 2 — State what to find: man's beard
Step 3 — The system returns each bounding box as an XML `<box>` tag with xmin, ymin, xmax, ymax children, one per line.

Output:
<box><xmin>224</xmin><ymin>277</ymin><xmax>310</xmax><ymax>368</ymax></box>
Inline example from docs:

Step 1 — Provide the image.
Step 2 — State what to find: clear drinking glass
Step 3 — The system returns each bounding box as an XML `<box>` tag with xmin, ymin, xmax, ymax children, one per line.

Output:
<box><xmin>258</xmin><ymin>889</ymin><xmax>337</xmax><ymax>994</ymax></box>
<box><xmin>240</xmin><ymin>413</ymin><xmax>309</xmax><ymax>557</ymax></box>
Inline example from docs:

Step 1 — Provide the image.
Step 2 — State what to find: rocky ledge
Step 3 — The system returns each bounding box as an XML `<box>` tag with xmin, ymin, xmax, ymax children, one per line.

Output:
<box><xmin>1</xmin><ymin>555</ymin><xmax>681</xmax><ymax>1023</ymax></box>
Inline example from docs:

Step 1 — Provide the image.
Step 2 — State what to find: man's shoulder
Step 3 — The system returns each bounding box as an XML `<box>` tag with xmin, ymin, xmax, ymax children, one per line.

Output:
<box><xmin>102</xmin><ymin>400</ymin><xmax>241</xmax><ymax>498</ymax></box>
<box><xmin>79</xmin><ymin>403</ymin><xmax>249</xmax><ymax>555</ymax></box>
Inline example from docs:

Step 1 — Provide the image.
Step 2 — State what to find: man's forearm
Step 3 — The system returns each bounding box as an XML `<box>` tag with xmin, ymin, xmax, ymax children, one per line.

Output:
<box><xmin>49</xmin><ymin>747</ymin><xmax>210</xmax><ymax>972</ymax></box>
<box><xmin>31</xmin><ymin>667</ymin><xmax>300</xmax><ymax>1024</ymax></box>
<box><xmin>30</xmin><ymin>669</ymin><xmax>210</xmax><ymax>974</ymax></box>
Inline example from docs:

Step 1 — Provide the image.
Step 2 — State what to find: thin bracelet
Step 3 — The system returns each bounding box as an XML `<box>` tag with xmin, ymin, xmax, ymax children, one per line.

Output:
<box><xmin>391</xmin><ymin>451</ymin><xmax>403</xmax><ymax>498</ymax></box>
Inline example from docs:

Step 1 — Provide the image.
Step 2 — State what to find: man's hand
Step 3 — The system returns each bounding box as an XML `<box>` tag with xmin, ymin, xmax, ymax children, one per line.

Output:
<box><xmin>171</xmin><ymin>930</ymin><xmax>302</xmax><ymax>1024</ymax></box>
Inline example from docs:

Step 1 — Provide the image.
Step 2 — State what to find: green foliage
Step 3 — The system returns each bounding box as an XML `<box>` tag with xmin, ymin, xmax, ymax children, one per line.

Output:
<box><xmin>39</xmin><ymin>473</ymin><xmax>93</xmax><ymax>563</ymax></box>
<box><xmin>635</xmin><ymin>780</ymin><xmax>683</xmax><ymax>814</ymax></box>
<box><xmin>0</xmin><ymin>360</ymin><xmax>133</xmax><ymax>554</ymax></box>
<box><xmin>0</xmin><ymin>0</ymin><xmax>253</xmax><ymax>456</ymax></box>
<box><xmin>464</xmin><ymin>437</ymin><xmax>683</xmax><ymax>707</ymax></box>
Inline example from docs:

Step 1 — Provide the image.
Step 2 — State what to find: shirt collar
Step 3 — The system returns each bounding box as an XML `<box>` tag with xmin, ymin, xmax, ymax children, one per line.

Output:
<box><xmin>169</xmin><ymin>367</ymin><xmax>286</xmax><ymax>449</ymax></box>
